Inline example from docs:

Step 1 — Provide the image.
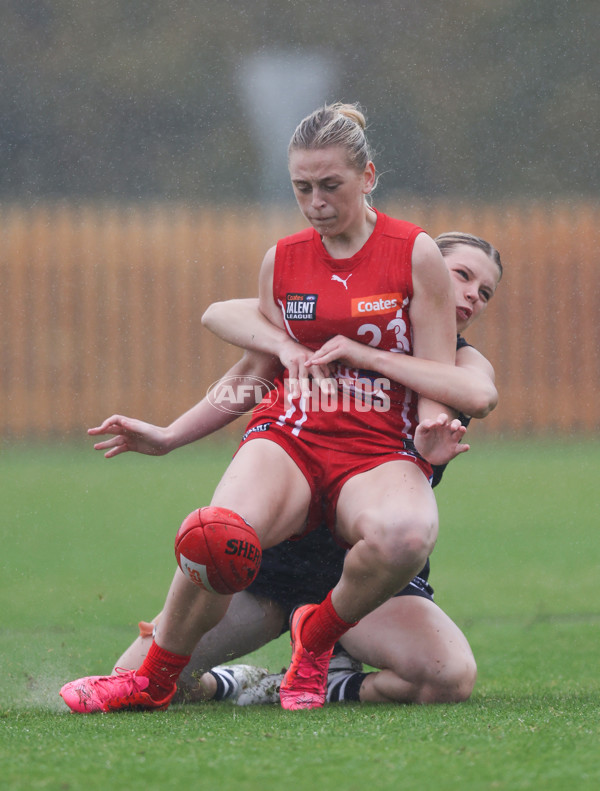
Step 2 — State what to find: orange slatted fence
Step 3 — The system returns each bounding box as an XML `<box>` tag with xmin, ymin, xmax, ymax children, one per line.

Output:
<box><xmin>1</xmin><ymin>201</ymin><xmax>598</xmax><ymax>441</ymax></box>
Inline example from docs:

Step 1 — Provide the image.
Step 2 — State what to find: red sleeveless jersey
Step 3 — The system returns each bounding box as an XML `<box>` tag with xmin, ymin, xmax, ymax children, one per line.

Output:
<box><xmin>249</xmin><ymin>209</ymin><xmax>424</xmax><ymax>453</ymax></box>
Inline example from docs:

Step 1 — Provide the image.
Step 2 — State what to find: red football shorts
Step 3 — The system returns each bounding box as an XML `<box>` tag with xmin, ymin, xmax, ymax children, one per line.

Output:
<box><xmin>237</xmin><ymin>419</ymin><xmax>432</xmax><ymax>547</ymax></box>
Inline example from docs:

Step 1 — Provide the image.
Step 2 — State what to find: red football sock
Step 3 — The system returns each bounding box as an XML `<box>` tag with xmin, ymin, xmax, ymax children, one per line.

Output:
<box><xmin>300</xmin><ymin>591</ymin><xmax>358</xmax><ymax>656</ymax></box>
<box><xmin>136</xmin><ymin>641</ymin><xmax>190</xmax><ymax>701</ymax></box>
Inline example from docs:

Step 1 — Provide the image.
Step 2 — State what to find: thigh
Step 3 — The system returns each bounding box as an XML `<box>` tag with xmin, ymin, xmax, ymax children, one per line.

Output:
<box><xmin>339</xmin><ymin>595</ymin><xmax>474</xmax><ymax>675</ymax></box>
<box><xmin>335</xmin><ymin>459</ymin><xmax>437</xmax><ymax>547</ymax></box>
<box><xmin>210</xmin><ymin>437</ymin><xmax>312</xmax><ymax>547</ymax></box>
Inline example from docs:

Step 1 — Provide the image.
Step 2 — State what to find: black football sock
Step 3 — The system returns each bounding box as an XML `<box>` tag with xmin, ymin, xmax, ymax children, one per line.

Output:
<box><xmin>327</xmin><ymin>671</ymin><xmax>370</xmax><ymax>703</ymax></box>
<box><xmin>209</xmin><ymin>668</ymin><xmax>238</xmax><ymax>701</ymax></box>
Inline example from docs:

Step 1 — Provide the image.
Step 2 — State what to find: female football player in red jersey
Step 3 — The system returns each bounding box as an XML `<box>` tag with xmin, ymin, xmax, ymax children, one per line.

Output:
<box><xmin>64</xmin><ymin>230</ymin><xmax>501</xmax><ymax>708</ymax></box>
<box><xmin>60</xmin><ymin>103</ymin><xmax>493</xmax><ymax>713</ymax></box>
<box><xmin>102</xmin><ymin>230</ymin><xmax>502</xmax><ymax>708</ymax></box>
<box><xmin>181</xmin><ymin>231</ymin><xmax>502</xmax><ymax>706</ymax></box>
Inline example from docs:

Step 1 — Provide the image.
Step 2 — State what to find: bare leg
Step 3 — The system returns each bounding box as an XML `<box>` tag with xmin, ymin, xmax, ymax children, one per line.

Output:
<box><xmin>339</xmin><ymin>596</ymin><xmax>477</xmax><ymax>703</ymax></box>
<box><xmin>333</xmin><ymin>460</ymin><xmax>438</xmax><ymax>623</ymax></box>
<box><xmin>59</xmin><ymin>441</ymin><xmax>313</xmax><ymax>711</ymax></box>
<box><xmin>113</xmin><ymin>591</ymin><xmax>286</xmax><ymax>702</ymax></box>
<box><xmin>153</xmin><ymin>439</ymin><xmax>311</xmax><ymax>657</ymax></box>
<box><xmin>179</xmin><ymin>592</ymin><xmax>286</xmax><ymax>702</ymax></box>
<box><xmin>113</xmin><ymin>619</ymin><xmax>161</xmax><ymax>672</ymax></box>
<box><xmin>183</xmin><ymin>593</ymin><xmax>286</xmax><ymax>677</ymax></box>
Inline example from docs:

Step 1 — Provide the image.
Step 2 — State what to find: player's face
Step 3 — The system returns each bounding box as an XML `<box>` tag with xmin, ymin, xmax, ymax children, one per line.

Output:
<box><xmin>444</xmin><ymin>244</ymin><xmax>500</xmax><ymax>332</ymax></box>
<box><xmin>288</xmin><ymin>146</ymin><xmax>375</xmax><ymax>239</ymax></box>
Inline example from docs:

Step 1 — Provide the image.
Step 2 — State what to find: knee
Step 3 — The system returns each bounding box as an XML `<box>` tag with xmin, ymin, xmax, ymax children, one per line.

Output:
<box><xmin>418</xmin><ymin>652</ymin><xmax>477</xmax><ymax>704</ymax></box>
<box><xmin>358</xmin><ymin>514</ymin><xmax>437</xmax><ymax>574</ymax></box>
<box><xmin>360</xmin><ymin>652</ymin><xmax>476</xmax><ymax>705</ymax></box>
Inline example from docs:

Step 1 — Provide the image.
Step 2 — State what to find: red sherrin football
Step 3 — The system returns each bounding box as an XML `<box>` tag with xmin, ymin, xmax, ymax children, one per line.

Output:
<box><xmin>174</xmin><ymin>506</ymin><xmax>262</xmax><ymax>594</ymax></box>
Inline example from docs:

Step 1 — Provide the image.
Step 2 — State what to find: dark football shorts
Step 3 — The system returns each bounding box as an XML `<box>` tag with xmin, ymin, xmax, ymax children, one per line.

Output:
<box><xmin>247</xmin><ymin>522</ymin><xmax>434</xmax><ymax>633</ymax></box>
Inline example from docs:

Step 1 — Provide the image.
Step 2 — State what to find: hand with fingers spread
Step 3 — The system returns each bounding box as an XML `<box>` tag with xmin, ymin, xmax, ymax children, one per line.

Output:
<box><xmin>414</xmin><ymin>412</ymin><xmax>469</xmax><ymax>466</ymax></box>
<box><xmin>278</xmin><ymin>337</ymin><xmax>336</xmax><ymax>400</ymax></box>
<box><xmin>88</xmin><ymin>415</ymin><xmax>170</xmax><ymax>459</ymax></box>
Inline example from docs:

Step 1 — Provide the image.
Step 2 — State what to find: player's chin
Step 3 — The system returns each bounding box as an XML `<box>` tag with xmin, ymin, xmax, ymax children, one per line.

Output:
<box><xmin>310</xmin><ymin>217</ymin><xmax>337</xmax><ymax>234</ymax></box>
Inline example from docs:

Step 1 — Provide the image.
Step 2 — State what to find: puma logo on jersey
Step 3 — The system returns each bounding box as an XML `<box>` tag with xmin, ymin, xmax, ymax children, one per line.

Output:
<box><xmin>351</xmin><ymin>292</ymin><xmax>405</xmax><ymax>317</ymax></box>
<box><xmin>331</xmin><ymin>273</ymin><xmax>352</xmax><ymax>290</ymax></box>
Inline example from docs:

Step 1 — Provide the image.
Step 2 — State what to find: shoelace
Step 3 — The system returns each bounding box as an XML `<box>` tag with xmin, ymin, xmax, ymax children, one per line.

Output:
<box><xmin>86</xmin><ymin>668</ymin><xmax>146</xmax><ymax>695</ymax></box>
<box><xmin>290</xmin><ymin>649</ymin><xmax>331</xmax><ymax>687</ymax></box>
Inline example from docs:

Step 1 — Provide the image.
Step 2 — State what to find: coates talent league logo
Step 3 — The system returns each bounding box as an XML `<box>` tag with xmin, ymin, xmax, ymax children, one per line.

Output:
<box><xmin>284</xmin><ymin>293</ymin><xmax>318</xmax><ymax>320</ymax></box>
<box><xmin>207</xmin><ymin>375</ymin><xmax>276</xmax><ymax>414</ymax></box>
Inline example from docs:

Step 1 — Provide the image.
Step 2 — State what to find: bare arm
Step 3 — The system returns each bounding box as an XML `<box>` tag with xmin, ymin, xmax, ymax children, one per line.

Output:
<box><xmin>308</xmin><ymin>335</ymin><xmax>497</xmax><ymax>419</ymax></box>
<box><xmin>205</xmin><ymin>246</ymin><xmax>496</xmax><ymax>419</ymax></box>
<box><xmin>453</xmin><ymin>345</ymin><xmax>497</xmax><ymax>418</ymax></box>
<box><xmin>409</xmin><ymin>232</ymin><xmax>457</xmax><ymax>423</ymax></box>
<box><xmin>202</xmin><ymin>254</ymin><xmax>334</xmax><ymax>396</ymax></box>
<box><xmin>200</xmin><ymin>249</ymin><xmax>289</xmax><ymax>355</ymax></box>
<box><xmin>201</xmin><ymin>296</ymin><xmax>290</xmax><ymax>358</ymax></box>
<box><xmin>88</xmin><ymin>351</ymin><xmax>280</xmax><ymax>458</ymax></box>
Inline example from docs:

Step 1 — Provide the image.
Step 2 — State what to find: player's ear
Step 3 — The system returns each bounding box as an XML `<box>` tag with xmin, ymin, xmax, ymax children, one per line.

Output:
<box><xmin>362</xmin><ymin>161</ymin><xmax>376</xmax><ymax>195</ymax></box>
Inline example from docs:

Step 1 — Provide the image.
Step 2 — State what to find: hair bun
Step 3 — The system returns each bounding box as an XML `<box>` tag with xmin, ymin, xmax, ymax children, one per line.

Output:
<box><xmin>331</xmin><ymin>102</ymin><xmax>366</xmax><ymax>130</ymax></box>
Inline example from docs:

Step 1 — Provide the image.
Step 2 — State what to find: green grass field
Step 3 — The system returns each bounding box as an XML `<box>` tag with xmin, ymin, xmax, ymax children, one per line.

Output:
<box><xmin>1</xmin><ymin>438</ymin><xmax>599</xmax><ymax>791</ymax></box>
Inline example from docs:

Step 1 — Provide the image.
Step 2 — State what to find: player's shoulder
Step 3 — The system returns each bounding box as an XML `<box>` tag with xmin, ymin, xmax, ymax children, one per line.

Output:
<box><xmin>277</xmin><ymin>227</ymin><xmax>314</xmax><ymax>248</ymax></box>
<box><xmin>376</xmin><ymin>210</ymin><xmax>423</xmax><ymax>242</ymax></box>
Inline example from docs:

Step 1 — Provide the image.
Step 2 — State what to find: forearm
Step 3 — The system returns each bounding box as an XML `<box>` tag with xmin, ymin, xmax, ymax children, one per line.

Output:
<box><xmin>202</xmin><ymin>298</ymin><xmax>290</xmax><ymax>357</ymax></box>
<box><xmin>368</xmin><ymin>349</ymin><xmax>496</xmax><ymax>418</ymax></box>
<box><xmin>161</xmin><ymin>399</ymin><xmax>240</xmax><ymax>452</ymax></box>
<box><xmin>162</xmin><ymin>352</ymin><xmax>279</xmax><ymax>452</ymax></box>
<box><xmin>307</xmin><ymin>331</ymin><xmax>496</xmax><ymax>418</ymax></box>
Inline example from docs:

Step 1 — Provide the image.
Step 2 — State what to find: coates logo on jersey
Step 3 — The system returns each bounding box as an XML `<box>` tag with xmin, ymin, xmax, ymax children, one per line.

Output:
<box><xmin>284</xmin><ymin>293</ymin><xmax>317</xmax><ymax>321</ymax></box>
<box><xmin>351</xmin><ymin>292</ymin><xmax>405</xmax><ymax>317</ymax></box>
